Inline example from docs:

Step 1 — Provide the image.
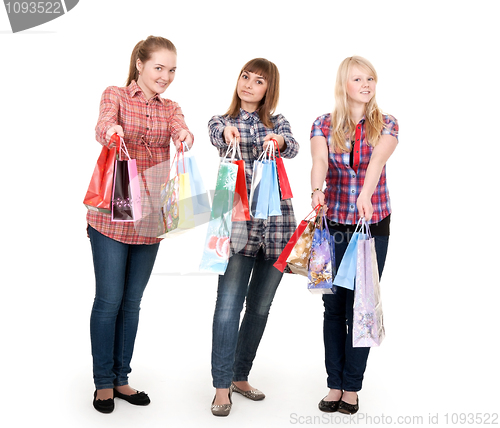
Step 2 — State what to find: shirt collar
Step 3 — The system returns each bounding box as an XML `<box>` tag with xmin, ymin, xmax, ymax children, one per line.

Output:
<box><xmin>239</xmin><ymin>108</ymin><xmax>260</xmax><ymax>122</ymax></box>
<box><xmin>127</xmin><ymin>80</ymin><xmax>162</xmax><ymax>104</ymax></box>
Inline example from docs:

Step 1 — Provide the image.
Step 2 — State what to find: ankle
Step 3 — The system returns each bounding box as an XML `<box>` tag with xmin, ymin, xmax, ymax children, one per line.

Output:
<box><xmin>214</xmin><ymin>388</ymin><xmax>231</xmax><ymax>404</ymax></box>
<box><xmin>342</xmin><ymin>391</ymin><xmax>358</xmax><ymax>404</ymax></box>
<box><xmin>96</xmin><ymin>388</ymin><xmax>113</xmax><ymax>400</ymax></box>
<box><xmin>325</xmin><ymin>389</ymin><xmax>342</xmax><ymax>401</ymax></box>
<box><xmin>232</xmin><ymin>381</ymin><xmax>251</xmax><ymax>391</ymax></box>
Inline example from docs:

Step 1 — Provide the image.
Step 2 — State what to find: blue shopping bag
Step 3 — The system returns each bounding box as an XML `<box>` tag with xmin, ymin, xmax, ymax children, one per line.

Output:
<box><xmin>268</xmin><ymin>160</ymin><xmax>282</xmax><ymax>217</ymax></box>
<box><xmin>332</xmin><ymin>219</ymin><xmax>365</xmax><ymax>290</ymax></box>
<box><xmin>178</xmin><ymin>143</ymin><xmax>211</xmax><ymax>215</ymax></box>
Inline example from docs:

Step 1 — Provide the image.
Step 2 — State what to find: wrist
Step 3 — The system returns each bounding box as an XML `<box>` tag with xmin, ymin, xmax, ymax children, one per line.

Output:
<box><xmin>311</xmin><ymin>188</ymin><xmax>324</xmax><ymax>198</ymax></box>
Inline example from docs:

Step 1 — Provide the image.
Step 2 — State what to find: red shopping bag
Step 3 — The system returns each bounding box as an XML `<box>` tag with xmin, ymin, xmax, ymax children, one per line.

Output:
<box><xmin>232</xmin><ymin>159</ymin><xmax>250</xmax><ymax>221</ymax></box>
<box><xmin>272</xmin><ymin>139</ymin><xmax>293</xmax><ymax>200</ymax></box>
<box><xmin>83</xmin><ymin>134</ymin><xmax>119</xmax><ymax>213</ymax></box>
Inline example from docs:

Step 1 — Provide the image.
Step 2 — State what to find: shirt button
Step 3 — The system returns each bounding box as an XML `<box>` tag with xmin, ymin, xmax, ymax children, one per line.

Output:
<box><xmin>146</xmin><ymin>114</ymin><xmax>149</xmax><ymax>117</ymax></box>
<box><xmin>147</xmin><ymin>127</ymin><xmax>150</xmax><ymax>130</ymax></box>
<box><xmin>350</xmin><ymin>205</ymin><xmax>355</xmax><ymax>209</ymax></box>
<box><xmin>351</xmin><ymin>190</ymin><xmax>355</xmax><ymax>193</ymax></box>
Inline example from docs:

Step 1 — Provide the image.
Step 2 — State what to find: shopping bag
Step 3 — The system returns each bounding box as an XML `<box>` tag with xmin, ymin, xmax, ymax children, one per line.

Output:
<box><xmin>249</xmin><ymin>145</ymin><xmax>272</xmax><ymax>219</ymax></box>
<box><xmin>353</xmin><ymin>220</ymin><xmax>385</xmax><ymax>347</ymax></box>
<box><xmin>178</xmin><ymin>166</ymin><xmax>195</xmax><ymax>229</ymax></box>
<box><xmin>175</xmin><ymin>149</ymin><xmax>195</xmax><ymax>229</ymax></box>
<box><xmin>274</xmin><ymin>220</ymin><xmax>308</xmax><ymax>272</ymax></box>
<box><xmin>83</xmin><ymin>134</ymin><xmax>119</xmax><ymax>213</ymax></box>
<box><xmin>199</xmin><ymin>154</ymin><xmax>238</xmax><ymax>274</ymax></box>
<box><xmin>332</xmin><ymin>219</ymin><xmax>365</xmax><ymax>290</ymax></box>
<box><xmin>111</xmin><ymin>138</ymin><xmax>142</xmax><ymax>222</ymax></box>
<box><xmin>274</xmin><ymin>205</ymin><xmax>320</xmax><ymax>273</ymax></box>
<box><xmin>272</xmin><ymin>138</ymin><xmax>293</xmax><ymax>200</ymax></box>
<box><xmin>230</xmin><ymin>143</ymin><xmax>250</xmax><ymax>222</ymax></box>
<box><xmin>285</xmin><ymin>209</ymin><xmax>322</xmax><ymax>276</ymax></box>
<box><xmin>307</xmin><ymin>215</ymin><xmax>334</xmax><ymax>294</ymax></box>
<box><xmin>179</xmin><ymin>142</ymin><xmax>211</xmax><ymax>215</ymax></box>
<box><xmin>158</xmin><ymin>154</ymin><xmax>180</xmax><ymax>236</ymax></box>
<box><xmin>268</xmin><ymin>160</ymin><xmax>282</xmax><ymax>217</ymax></box>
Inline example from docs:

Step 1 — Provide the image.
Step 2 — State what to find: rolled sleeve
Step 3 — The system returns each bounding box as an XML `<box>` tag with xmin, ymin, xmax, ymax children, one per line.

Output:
<box><xmin>381</xmin><ymin>114</ymin><xmax>399</xmax><ymax>141</ymax></box>
<box><xmin>208</xmin><ymin>115</ymin><xmax>228</xmax><ymax>149</ymax></box>
<box><xmin>95</xmin><ymin>86</ymin><xmax>121</xmax><ymax>146</ymax></box>
<box><xmin>167</xmin><ymin>102</ymin><xmax>193</xmax><ymax>143</ymax></box>
<box><xmin>310</xmin><ymin>114</ymin><xmax>330</xmax><ymax>139</ymax></box>
<box><xmin>274</xmin><ymin>114</ymin><xmax>299</xmax><ymax>159</ymax></box>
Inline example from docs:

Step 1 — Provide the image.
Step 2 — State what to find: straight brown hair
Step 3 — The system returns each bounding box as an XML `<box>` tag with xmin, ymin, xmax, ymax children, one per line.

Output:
<box><xmin>225</xmin><ymin>58</ymin><xmax>280</xmax><ymax>128</ymax></box>
<box><xmin>126</xmin><ymin>36</ymin><xmax>177</xmax><ymax>86</ymax></box>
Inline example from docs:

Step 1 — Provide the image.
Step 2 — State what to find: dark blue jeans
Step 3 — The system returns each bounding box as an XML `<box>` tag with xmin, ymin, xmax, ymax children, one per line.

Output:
<box><xmin>323</xmin><ymin>228</ymin><xmax>389</xmax><ymax>392</ymax></box>
<box><xmin>88</xmin><ymin>226</ymin><xmax>159</xmax><ymax>390</ymax></box>
<box><xmin>211</xmin><ymin>249</ymin><xmax>283</xmax><ymax>388</ymax></box>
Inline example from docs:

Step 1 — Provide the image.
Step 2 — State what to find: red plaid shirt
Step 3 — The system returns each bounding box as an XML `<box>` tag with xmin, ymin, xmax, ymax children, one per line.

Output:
<box><xmin>310</xmin><ymin>113</ymin><xmax>398</xmax><ymax>225</ymax></box>
<box><xmin>87</xmin><ymin>81</ymin><xmax>193</xmax><ymax>244</ymax></box>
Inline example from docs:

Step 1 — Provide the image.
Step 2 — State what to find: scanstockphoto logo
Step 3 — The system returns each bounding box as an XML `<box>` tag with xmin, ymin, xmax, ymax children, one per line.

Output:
<box><xmin>3</xmin><ymin>0</ymin><xmax>79</xmax><ymax>32</ymax></box>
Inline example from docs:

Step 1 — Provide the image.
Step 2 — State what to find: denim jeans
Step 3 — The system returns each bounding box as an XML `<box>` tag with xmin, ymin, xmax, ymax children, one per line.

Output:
<box><xmin>88</xmin><ymin>225</ymin><xmax>159</xmax><ymax>390</ymax></box>
<box><xmin>323</xmin><ymin>228</ymin><xmax>389</xmax><ymax>392</ymax></box>
<box><xmin>211</xmin><ymin>249</ymin><xmax>283</xmax><ymax>388</ymax></box>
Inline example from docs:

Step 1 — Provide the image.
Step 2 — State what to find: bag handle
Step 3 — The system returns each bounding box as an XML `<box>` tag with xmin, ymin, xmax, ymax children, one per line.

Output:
<box><xmin>270</xmin><ymin>138</ymin><xmax>282</xmax><ymax>158</ymax></box>
<box><xmin>360</xmin><ymin>217</ymin><xmax>372</xmax><ymax>238</ymax></box>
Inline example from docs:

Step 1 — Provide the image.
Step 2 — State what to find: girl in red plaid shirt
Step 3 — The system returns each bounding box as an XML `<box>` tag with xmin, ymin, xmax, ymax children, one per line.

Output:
<box><xmin>310</xmin><ymin>56</ymin><xmax>398</xmax><ymax>415</ymax></box>
<box><xmin>87</xmin><ymin>36</ymin><xmax>193</xmax><ymax>413</ymax></box>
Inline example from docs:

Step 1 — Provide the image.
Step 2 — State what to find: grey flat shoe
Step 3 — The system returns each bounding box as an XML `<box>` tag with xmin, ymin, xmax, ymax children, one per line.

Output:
<box><xmin>211</xmin><ymin>390</ymin><xmax>232</xmax><ymax>417</ymax></box>
<box><xmin>231</xmin><ymin>382</ymin><xmax>265</xmax><ymax>401</ymax></box>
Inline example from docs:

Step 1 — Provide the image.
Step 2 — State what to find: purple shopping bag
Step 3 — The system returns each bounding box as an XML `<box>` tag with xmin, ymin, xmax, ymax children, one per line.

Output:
<box><xmin>307</xmin><ymin>215</ymin><xmax>333</xmax><ymax>294</ymax></box>
<box><xmin>352</xmin><ymin>220</ymin><xmax>385</xmax><ymax>347</ymax></box>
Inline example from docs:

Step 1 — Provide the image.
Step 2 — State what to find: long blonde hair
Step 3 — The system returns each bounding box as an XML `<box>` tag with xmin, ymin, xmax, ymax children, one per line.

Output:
<box><xmin>226</xmin><ymin>58</ymin><xmax>280</xmax><ymax>129</ymax></box>
<box><xmin>330</xmin><ymin>56</ymin><xmax>385</xmax><ymax>153</ymax></box>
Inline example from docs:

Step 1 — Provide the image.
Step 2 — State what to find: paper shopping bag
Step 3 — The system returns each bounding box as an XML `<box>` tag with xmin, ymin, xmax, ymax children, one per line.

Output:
<box><xmin>111</xmin><ymin>139</ymin><xmax>142</xmax><ymax>222</ymax></box>
<box><xmin>307</xmin><ymin>215</ymin><xmax>334</xmax><ymax>294</ymax></box>
<box><xmin>83</xmin><ymin>134</ymin><xmax>119</xmax><ymax>213</ymax></box>
<box><xmin>178</xmin><ymin>169</ymin><xmax>195</xmax><ymax>229</ymax></box>
<box><xmin>273</xmin><ymin>139</ymin><xmax>293</xmax><ymax>200</ymax></box>
<box><xmin>268</xmin><ymin>160</ymin><xmax>282</xmax><ymax>217</ymax></box>
<box><xmin>353</xmin><ymin>221</ymin><xmax>385</xmax><ymax>347</ymax></box>
<box><xmin>199</xmin><ymin>159</ymin><xmax>238</xmax><ymax>274</ymax></box>
<box><xmin>179</xmin><ymin>143</ymin><xmax>211</xmax><ymax>215</ymax></box>
<box><xmin>332</xmin><ymin>219</ymin><xmax>365</xmax><ymax>290</ymax></box>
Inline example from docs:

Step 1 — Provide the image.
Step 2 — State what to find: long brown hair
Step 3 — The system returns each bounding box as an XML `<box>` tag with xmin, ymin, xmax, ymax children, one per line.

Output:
<box><xmin>225</xmin><ymin>58</ymin><xmax>280</xmax><ymax>128</ymax></box>
<box><xmin>330</xmin><ymin>56</ymin><xmax>385</xmax><ymax>153</ymax></box>
<box><xmin>126</xmin><ymin>36</ymin><xmax>177</xmax><ymax>86</ymax></box>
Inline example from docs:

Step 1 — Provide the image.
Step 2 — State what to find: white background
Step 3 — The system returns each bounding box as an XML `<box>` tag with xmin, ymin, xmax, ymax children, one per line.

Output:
<box><xmin>1</xmin><ymin>0</ymin><xmax>499</xmax><ymax>427</ymax></box>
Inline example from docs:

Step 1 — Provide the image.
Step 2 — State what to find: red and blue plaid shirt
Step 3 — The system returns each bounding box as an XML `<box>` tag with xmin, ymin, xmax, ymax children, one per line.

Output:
<box><xmin>87</xmin><ymin>81</ymin><xmax>193</xmax><ymax>244</ymax></box>
<box><xmin>310</xmin><ymin>113</ymin><xmax>398</xmax><ymax>225</ymax></box>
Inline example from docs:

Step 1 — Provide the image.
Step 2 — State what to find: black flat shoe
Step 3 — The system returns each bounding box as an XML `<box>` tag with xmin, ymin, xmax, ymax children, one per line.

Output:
<box><xmin>93</xmin><ymin>390</ymin><xmax>114</xmax><ymax>414</ymax></box>
<box><xmin>318</xmin><ymin>397</ymin><xmax>341</xmax><ymax>413</ymax></box>
<box><xmin>338</xmin><ymin>398</ymin><xmax>359</xmax><ymax>415</ymax></box>
<box><xmin>113</xmin><ymin>388</ymin><xmax>151</xmax><ymax>406</ymax></box>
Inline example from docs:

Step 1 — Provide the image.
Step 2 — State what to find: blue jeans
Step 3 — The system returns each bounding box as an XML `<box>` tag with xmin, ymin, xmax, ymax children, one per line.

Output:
<box><xmin>211</xmin><ymin>249</ymin><xmax>283</xmax><ymax>388</ymax></box>
<box><xmin>88</xmin><ymin>225</ymin><xmax>159</xmax><ymax>390</ymax></box>
<box><xmin>323</xmin><ymin>228</ymin><xmax>389</xmax><ymax>392</ymax></box>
